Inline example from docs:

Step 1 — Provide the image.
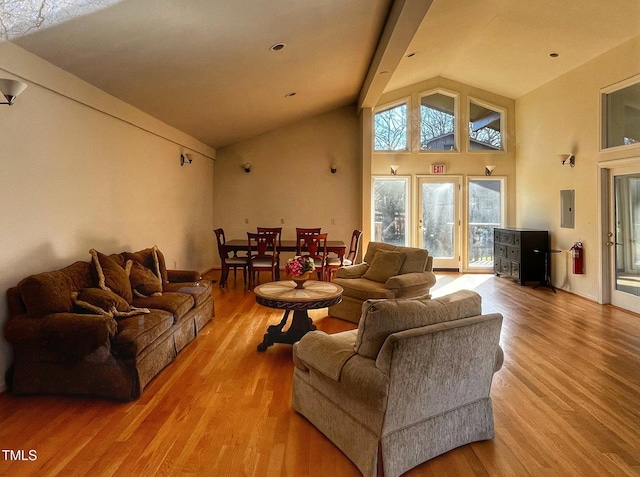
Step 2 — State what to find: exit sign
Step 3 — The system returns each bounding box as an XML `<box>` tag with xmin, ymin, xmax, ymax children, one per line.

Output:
<box><xmin>432</xmin><ymin>164</ymin><xmax>446</xmax><ymax>174</ymax></box>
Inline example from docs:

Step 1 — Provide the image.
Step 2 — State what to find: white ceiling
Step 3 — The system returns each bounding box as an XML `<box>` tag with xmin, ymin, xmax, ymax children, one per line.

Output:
<box><xmin>7</xmin><ymin>0</ymin><xmax>640</xmax><ymax>149</ymax></box>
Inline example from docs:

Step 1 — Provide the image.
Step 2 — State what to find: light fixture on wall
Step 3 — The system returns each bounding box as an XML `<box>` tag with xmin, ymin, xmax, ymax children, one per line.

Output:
<box><xmin>0</xmin><ymin>78</ymin><xmax>28</xmax><ymax>105</ymax></box>
<box><xmin>330</xmin><ymin>163</ymin><xmax>337</xmax><ymax>174</ymax></box>
<box><xmin>390</xmin><ymin>164</ymin><xmax>399</xmax><ymax>175</ymax></box>
<box><xmin>180</xmin><ymin>153</ymin><xmax>193</xmax><ymax>166</ymax></box>
<box><xmin>560</xmin><ymin>154</ymin><xmax>575</xmax><ymax>167</ymax></box>
<box><xmin>485</xmin><ymin>165</ymin><xmax>496</xmax><ymax>176</ymax></box>
<box><xmin>242</xmin><ymin>162</ymin><xmax>251</xmax><ymax>173</ymax></box>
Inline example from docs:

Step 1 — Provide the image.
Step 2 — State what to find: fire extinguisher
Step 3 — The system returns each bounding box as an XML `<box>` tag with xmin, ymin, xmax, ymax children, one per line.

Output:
<box><xmin>570</xmin><ymin>241</ymin><xmax>584</xmax><ymax>274</ymax></box>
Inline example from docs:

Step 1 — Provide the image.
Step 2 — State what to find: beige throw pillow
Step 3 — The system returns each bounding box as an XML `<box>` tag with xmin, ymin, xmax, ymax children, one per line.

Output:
<box><xmin>363</xmin><ymin>249</ymin><xmax>405</xmax><ymax>283</ymax></box>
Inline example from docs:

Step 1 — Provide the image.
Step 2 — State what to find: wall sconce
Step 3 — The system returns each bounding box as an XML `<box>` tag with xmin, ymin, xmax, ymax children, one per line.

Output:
<box><xmin>485</xmin><ymin>165</ymin><xmax>496</xmax><ymax>176</ymax></box>
<box><xmin>180</xmin><ymin>153</ymin><xmax>193</xmax><ymax>166</ymax></box>
<box><xmin>242</xmin><ymin>162</ymin><xmax>251</xmax><ymax>173</ymax></box>
<box><xmin>0</xmin><ymin>78</ymin><xmax>28</xmax><ymax>106</ymax></box>
<box><xmin>330</xmin><ymin>163</ymin><xmax>337</xmax><ymax>174</ymax></box>
<box><xmin>390</xmin><ymin>164</ymin><xmax>399</xmax><ymax>175</ymax></box>
<box><xmin>560</xmin><ymin>154</ymin><xmax>575</xmax><ymax>167</ymax></box>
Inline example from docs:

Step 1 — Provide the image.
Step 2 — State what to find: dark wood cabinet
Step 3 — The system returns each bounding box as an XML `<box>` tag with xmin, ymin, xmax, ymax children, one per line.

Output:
<box><xmin>493</xmin><ymin>228</ymin><xmax>548</xmax><ymax>285</ymax></box>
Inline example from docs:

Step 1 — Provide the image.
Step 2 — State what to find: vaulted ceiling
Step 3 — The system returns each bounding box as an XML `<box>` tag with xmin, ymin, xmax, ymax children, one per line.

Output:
<box><xmin>7</xmin><ymin>0</ymin><xmax>640</xmax><ymax>149</ymax></box>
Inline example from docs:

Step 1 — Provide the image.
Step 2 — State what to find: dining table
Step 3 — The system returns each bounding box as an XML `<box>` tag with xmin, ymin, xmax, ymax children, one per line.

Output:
<box><xmin>223</xmin><ymin>239</ymin><xmax>347</xmax><ymax>265</ymax></box>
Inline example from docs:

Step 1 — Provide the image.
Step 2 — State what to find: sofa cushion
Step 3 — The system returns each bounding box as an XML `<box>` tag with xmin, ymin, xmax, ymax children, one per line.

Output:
<box><xmin>90</xmin><ymin>249</ymin><xmax>133</xmax><ymax>304</ymax></box>
<box><xmin>18</xmin><ymin>271</ymin><xmax>74</xmax><ymax>318</ymax></box>
<box><xmin>111</xmin><ymin>309</ymin><xmax>174</xmax><ymax>358</ymax></box>
<box><xmin>355</xmin><ymin>290</ymin><xmax>482</xmax><ymax>359</ymax></box>
<box><xmin>127</xmin><ymin>261</ymin><xmax>163</xmax><ymax>297</ymax></box>
<box><xmin>132</xmin><ymin>292</ymin><xmax>195</xmax><ymax>322</ymax></box>
<box><xmin>163</xmin><ymin>281</ymin><xmax>212</xmax><ymax>307</ymax></box>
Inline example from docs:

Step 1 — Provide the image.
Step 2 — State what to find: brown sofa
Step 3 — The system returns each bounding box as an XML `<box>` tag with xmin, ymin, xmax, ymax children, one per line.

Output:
<box><xmin>4</xmin><ymin>246</ymin><xmax>214</xmax><ymax>401</ymax></box>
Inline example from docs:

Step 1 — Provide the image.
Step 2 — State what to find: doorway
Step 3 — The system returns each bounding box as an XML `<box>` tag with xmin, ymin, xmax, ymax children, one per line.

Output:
<box><xmin>418</xmin><ymin>176</ymin><xmax>461</xmax><ymax>270</ymax></box>
<box><xmin>608</xmin><ymin>163</ymin><xmax>640</xmax><ymax>311</ymax></box>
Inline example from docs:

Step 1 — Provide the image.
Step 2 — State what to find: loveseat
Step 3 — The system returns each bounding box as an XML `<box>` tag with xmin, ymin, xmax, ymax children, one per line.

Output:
<box><xmin>292</xmin><ymin>290</ymin><xmax>504</xmax><ymax>477</ymax></box>
<box><xmin>4</xmin><ymin>246</ymin><xmax>214</xmax><ymax>401</ymax></box>
<box><xmin>328</xmin><ymin>241</ymin><xmax>436</xmax><ymax>323</ymax></box>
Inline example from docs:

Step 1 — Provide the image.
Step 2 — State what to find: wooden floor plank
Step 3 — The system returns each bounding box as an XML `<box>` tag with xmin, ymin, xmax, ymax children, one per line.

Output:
<box><xmin>0</xmin><ymin>271</ymin><xmax>639</xmax><ymax>476</ymax></box>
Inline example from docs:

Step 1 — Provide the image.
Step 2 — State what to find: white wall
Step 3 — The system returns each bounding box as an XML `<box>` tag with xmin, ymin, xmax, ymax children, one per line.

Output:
<box><xmin>516</xmin><ymin>36</ymin><xmax>640</xmax><ymax>300</ymax></box>
<box><xmin>0</xmin><ymin>43</ymin><xmax>217</xmax><ymax>388</ymax></box>
<box><xmin>213</xmin><ymin>105</ymin><xmax>361</xmax><ymax>264</ymax></box>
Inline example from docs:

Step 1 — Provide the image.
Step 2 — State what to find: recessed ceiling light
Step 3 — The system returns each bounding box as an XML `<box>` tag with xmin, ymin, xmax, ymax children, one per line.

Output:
<box><xmin>270</xmin><ymin>43</ymin><xmax>286</xmax><ymax>51</ymax></box>
<box><xmin>549</xmin><ymin>52</ymin><xmax>560</xmax><ymax>58</ymax></box>
<box><xmin>285</xmin><ymin>91</ymin><xmax>296</xmax><ymax>97</ymax></box>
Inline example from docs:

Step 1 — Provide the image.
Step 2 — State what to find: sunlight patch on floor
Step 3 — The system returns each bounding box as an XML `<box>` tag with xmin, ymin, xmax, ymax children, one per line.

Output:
<box><xmin>431</xmin><ymin>273</ymin><xmax>494</xmax><ymax>298</ymax></box>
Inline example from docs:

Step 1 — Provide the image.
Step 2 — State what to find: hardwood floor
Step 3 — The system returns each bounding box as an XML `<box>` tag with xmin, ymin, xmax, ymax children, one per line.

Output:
<box><xmin>0</xmin><ymin>271</ymin><xmax>639</xmax><ymax>476</ymax></box>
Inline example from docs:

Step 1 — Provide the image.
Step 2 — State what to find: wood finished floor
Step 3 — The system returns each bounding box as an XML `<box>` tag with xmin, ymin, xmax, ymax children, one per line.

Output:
<box><xmin>0</xmin><ymin>271</ymin><xmax>639</xmax><ymax>476</ymax></box>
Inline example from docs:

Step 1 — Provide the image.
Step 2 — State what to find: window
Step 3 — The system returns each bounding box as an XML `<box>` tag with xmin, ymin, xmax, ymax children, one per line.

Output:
<box><xmin>602</xmin><ymin>77</ymin><xmax>640</xmax><ymax>149</ymax></box>
<box><xmin>372</xmin><ymin>177</ymin><xmax>410</xmax><ymax>246</ymax></box>
<box><xmin>468</xmin><ymin>100</ymin><xmax>504</xmax><ymax>151</ymax></box>
<box><xmin>374</xmin><ymin>101</ymin><xmax>408</xmax><ymax>151</ymax></box>
<box><xmin>420</xmin><ymin>92</ymin><xmax>457</xmax><ymax>151</ymax></box>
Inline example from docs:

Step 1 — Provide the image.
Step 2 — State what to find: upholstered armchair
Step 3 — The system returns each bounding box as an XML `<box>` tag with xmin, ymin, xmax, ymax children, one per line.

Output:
<box><xmin>292</xmin><ymin>290</ymin><xmax>504</xmax><ymax>477</ymax></box>
<box><xmin>329</xmin><ymin>241</ymin><xmax>436</xmax><ymax>323</ymax></box>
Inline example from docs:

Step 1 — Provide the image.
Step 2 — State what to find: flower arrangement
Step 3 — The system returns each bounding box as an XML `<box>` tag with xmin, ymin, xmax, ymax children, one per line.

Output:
<box><xmin>285</xmin><ymin>255</ymin><xmax>316</xmax><ymax>277</ymax></box>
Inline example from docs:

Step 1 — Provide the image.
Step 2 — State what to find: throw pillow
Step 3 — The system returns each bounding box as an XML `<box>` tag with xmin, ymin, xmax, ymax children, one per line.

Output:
<box><xmin>73</xmin><ymin>287</ymin><xmax>130</xmax><ymax>315</ymax></box>
<box><xmin>72</xmin><ymin>288</ymin><xmax>150</xmax><ymax>319</ymax></box>
<box><xmin>122</xmin><ymin>246</ymin><xmax>165</xmax><ymax>289</ymax></box>
<box><xmin>89</xmin><ymin>249</ymin><xmax>133</xmax><ymax>304</ymax></box>
<box><xmin>362</xmin><ymin>249</ymin><xmax>405</xmax><ymax>283</ymax></box>
<box><xmin>355</xmin><ymin>290</ymin><xmax>482</xmax><ymax>359</ymax></box>
<box><xmin>18</xmin><ymin>271</ymin><xmax>74</xmax><ymax>318</ymax></box>
<box><xmin>126</xmin><ymin>260</ymin><xmax>163</xmax><ymax>297</ymax></box>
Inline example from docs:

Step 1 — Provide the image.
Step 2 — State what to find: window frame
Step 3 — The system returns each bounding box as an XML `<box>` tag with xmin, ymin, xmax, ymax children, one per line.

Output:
<box><xmin>418</xmin><ymin>88</ymin><xmax>459</xmax><ymax>153</ymax></box>
<box><xmin>600</xmin><ymin>74</ymin><xmax>640</xmax><ymax>153</ymax></box>
<box><xmin>373</xmin><ymin>97</ymin><xmax>411</xmax><ymax>153</ymax></box>
<box><xmin>371</xmin><ymin>175</ymin><xmax>412</xmax><ymax>246</ymax></box>
<box><xmin>467</xmin><ymin>97</ymin><xmax>506</xmax><ymax>153</ymax></box>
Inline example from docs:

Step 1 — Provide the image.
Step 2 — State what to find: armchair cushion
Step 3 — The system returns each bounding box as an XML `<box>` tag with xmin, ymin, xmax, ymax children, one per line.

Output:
<box><xmin>363</xmin><ymin>250</ymin><xmax>405</xmax><ymax>283</ymax></box>
<box><xmin>334</xmin><ymin>262</ymin><xmax>368</xmax><ymax>279</ymax></box>
<box><xmin>355</xmin><ymin>290</ymin><xmax>482</xmax><ymax>359</ymax></box>
<box><xmin>294</xmin><ymin>330</ymin><xmax>357</xmax><ymax>380</ymax></box>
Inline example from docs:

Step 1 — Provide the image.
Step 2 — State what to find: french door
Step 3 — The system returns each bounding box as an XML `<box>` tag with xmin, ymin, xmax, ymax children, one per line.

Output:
<box><xmin>609</xmin><ymin>163</ymin><xmax>640</xmax><ymax>311</ymax></box>
<box><xmin>418</xmin><ymin>176</ymin><xmax>461</xmax><ymax>270</ymax></box>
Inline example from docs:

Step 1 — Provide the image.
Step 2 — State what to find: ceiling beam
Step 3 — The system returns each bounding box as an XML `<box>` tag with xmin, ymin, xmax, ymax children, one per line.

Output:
<box><xmin>358</xmin><ymin>0</ymin><xmax>434</xmax><ymax>110</ymax></box>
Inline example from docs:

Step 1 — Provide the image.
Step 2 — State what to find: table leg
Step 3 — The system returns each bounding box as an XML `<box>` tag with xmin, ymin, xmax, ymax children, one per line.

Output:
<box><xmin>257</xmin><ymin>309</ymin><xmax>317</xmax><ymax>352</ymax></box>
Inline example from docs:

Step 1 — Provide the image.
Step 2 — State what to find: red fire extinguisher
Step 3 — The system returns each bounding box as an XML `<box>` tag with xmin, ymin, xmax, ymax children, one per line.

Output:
<box><xmin>570</xmin><ymin>242</ymin><xmax>584</xmax><ymax>274</ymax></box>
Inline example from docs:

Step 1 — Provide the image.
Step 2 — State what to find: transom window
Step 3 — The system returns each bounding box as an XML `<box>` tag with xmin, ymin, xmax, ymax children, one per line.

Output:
<box><xmin>602</xmin><ymin>76</ymin><xmax>640</xmax><ymax>149</ymax></box>
<box><xmin>469</xmin><ymin>100</ymin><xmax>504</xmax><ymax>151</ymax></box>
<box><xmin>374</xmin><ymin>101</ymin><xmax>408</xmax><ymax>151</ymax></box>
<box><xmin>420</xmin><ymin>91</ymin><xmax>457</xmax><ymax>151</ymax></box>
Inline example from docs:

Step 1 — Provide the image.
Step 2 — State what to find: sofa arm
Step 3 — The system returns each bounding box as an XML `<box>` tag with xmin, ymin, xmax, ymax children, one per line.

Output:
<box><xmin>334</xmin><ymin>263</ymin><xmax>369</xmax><ymax>279</ymax></box>
<box><xmin>293</xmin><ymin>330</ymin><xmax>357</xmax><ymax>381</ymax></box>
<box><xmin>385</xmin><ymin>271</ymin><xmax>436</xmax><ymax>291</ymax></box>
<box><xmin>167</xmin><ymin>269</ymin><xmax>201</xmax><ymax>283</ymax></box>
<box><xmin>5</xmin><ymin>313</ymin><xmax>117</xmax><ymax>358</ymax></box>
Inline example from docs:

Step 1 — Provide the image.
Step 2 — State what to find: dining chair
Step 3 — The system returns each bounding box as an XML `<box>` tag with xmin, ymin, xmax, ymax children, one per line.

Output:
<box><xmin>214</xmin><ymin>228</ymin><xmax>248</xmax><ymax>288</ymax></box>
<box><xmin>326</xmin><ymin>229</ymin><xmax>362</xmax><ymax>281</ymax></box>
<box><xmin>296</xmin><ymin>232</ymin><xmax>328</xmax><ymax>281</ymax></box>
<box><xmin>295</xmin><ymin>227</ymin><xmax>321</xmax><ymax>235</ymax></box>
<box><xmin>257</xmin><ymin>227</ymin><xmax>282</xmax><ymax>279</ymax></box>
<box><xmin>247</xmin><ymin>231</ymin><xmax>280</xmax><ymax>289</ymax></box>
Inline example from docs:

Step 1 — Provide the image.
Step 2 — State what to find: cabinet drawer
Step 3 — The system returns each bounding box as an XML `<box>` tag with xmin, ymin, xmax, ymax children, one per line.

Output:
<box><xmin>495</xmin><ymin>243</ymin><xmax>507</xmax><ymax>258</ymax></box>
<box><xmin>499</xmin><ymin>232</ymin><xmax>514</xmax><ymax>244</ymax></box>
<box><xmin>500</xmin><ymin>259</ymin><xmax>512</xmax><ymax>275</ymax></box>
<box><xmin>507</xmin><ymin>246</ymin><xmax>520</xmax><ymax>261</ymax></box>
<box><xmin>511</xmin><ymin>262</ymin><xmax>520</xmax><ymax>279</ymax></box>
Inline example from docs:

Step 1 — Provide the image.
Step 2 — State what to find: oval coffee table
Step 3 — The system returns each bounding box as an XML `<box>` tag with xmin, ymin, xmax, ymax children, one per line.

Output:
<box><xmin>253</xmin><ymin>280</ymin><xmax>343</xmax><ymax>352</ymax></box>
